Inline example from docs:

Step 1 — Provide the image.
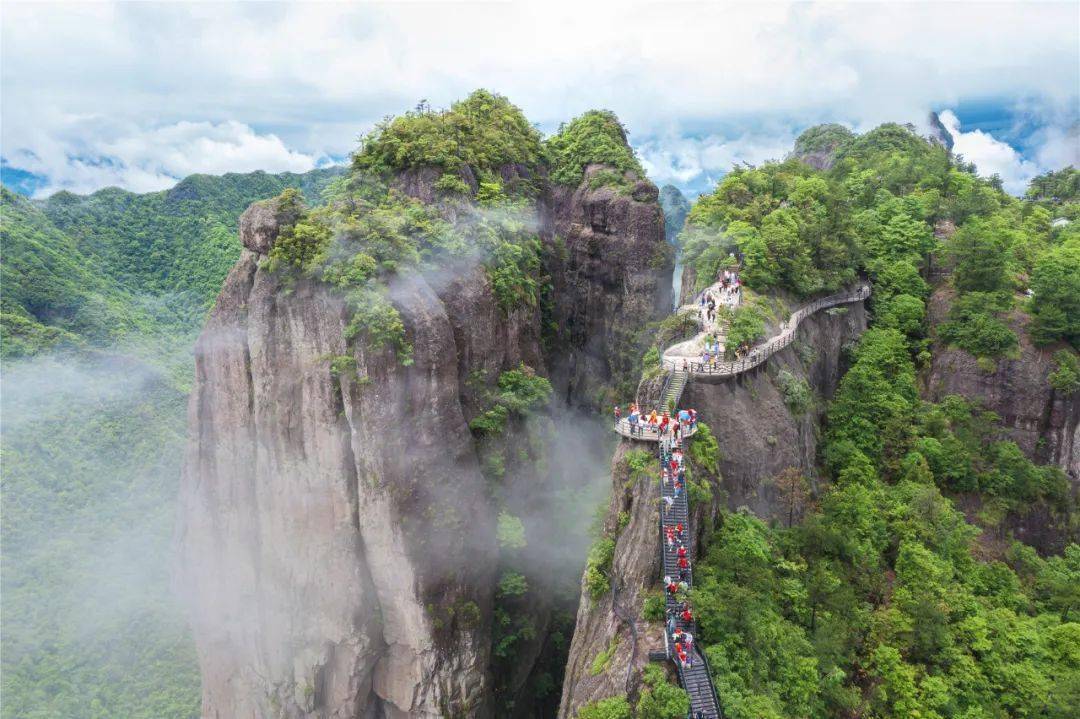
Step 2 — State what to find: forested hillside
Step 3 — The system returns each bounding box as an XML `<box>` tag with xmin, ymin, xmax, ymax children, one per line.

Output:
<box><xmin>675</xmin><ymin>126</ymin><xmax>1080</xmax><ymax>718</ymax></box>
<box><xmin>0</xmin><ymin>167</ymin><xmax>341</xmax><ymax>719</ymax></box>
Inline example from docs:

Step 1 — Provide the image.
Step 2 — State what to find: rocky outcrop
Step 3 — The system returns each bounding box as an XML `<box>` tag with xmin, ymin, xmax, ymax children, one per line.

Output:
<box><xmin>924</xmin><ymin>285</ymin><xmax>1080</xmax><ymax>482</ymax></box>
<box><xmin>927</xmin><ymin>111</ymin><xmax>955</xmax><ymax>151</ymax></box>
<box><xmin>557</xmin><ymin>443</ymin><xmax>719</xmax><ymax>719</ymax></box>
<box><xmin>176</xmin><ymin>202</ymin><xmax>557</xmax><ymax>717</ymax></box>
<box><xmin>659</xmin><ymin>185</ymin><xmax>690</xmax><ymax>245</ymax></box>
<box><xmin>543</xmin><ymin>166</ymin><xmax>673</xmax><ymax>408</ymax></box>
<box><xmin>240</xmin><ymin>194</ymin><xmax>303</xmax><ymax>254</ymax></box>
<box><xmin>789</xmin><ymin>124</ymin><xmax>855</xmax><ymax>172</ymax></box>
<box><xmin>177</xmin><ymin>153</ymin><xmax>669</xmax><ymax>716</ymax></box>
<box><xmin>557</xmin><ymin>444</ymin><xmax>656</xmax><ymax>716</ymax></box>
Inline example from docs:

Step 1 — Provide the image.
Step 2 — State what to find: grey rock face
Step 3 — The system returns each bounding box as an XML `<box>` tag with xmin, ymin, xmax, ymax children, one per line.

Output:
<box><xmin>543</xmin><ymin>166</ymin><xmax>673</xmax><ymax>408</ymax></box>
<box><xmin>177</xmin><ymin>159</ymin><xmax>668</xmax><ymax>717</ymax></box>
<box><xmin>659</xmin><ymin>185</ymin><xmax>690</xmax><ymax>245</ymax></box>
<box><xmin>175</xmin><ymin>252</ymin><xmax>502</xmax><ymax>718</ymax></box>
<box><xmin>557</xmin><ymin>444</ymin><xmax>696</xmax><ymax>719</ymax></box>
<box><xmin>177</xmin><ymin>203</ymin><xmax>559</xmax><ymax>716</ymax></box>
<box><xmin>239</xmin><ymin>195</ymin><xmax>302</xmax><ymax>254</ymax></box>
<box><xmin>925</xmin><ymin>285</ymin><xmax>1080</xmax><ymax>482</ymax></box>
<box><xmin>685</xmin><ymin>303</ymin><xmax>868</xmax><ymax>515</ymax></box>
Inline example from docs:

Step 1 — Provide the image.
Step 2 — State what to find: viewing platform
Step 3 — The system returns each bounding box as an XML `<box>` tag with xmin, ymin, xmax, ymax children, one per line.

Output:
<box><xmin>613</xmin><ymin>418</ymin><xmax>698</xmax><ymax>441</ymax></box>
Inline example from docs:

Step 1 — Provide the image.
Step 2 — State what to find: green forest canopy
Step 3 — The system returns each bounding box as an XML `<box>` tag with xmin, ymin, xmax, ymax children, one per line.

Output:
<box><xmin>0</xmin><ymin>168</ymin><xmax>339</xmax><ymax>719</ymax></box>
<box><xmin>672</xmin><ymin>127</ymin><xmax>1080</xmax><ymax>719</ymax></box>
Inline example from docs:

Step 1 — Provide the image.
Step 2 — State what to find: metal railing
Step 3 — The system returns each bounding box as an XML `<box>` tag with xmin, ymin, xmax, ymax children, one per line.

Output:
<box><xmin>696</xmin><ymin>642</ymin><xmax>725</xmax><ymax>718</ymax></box>
<box><xmin>613</xmin><ymin>419</ymin><xmax>698</xmax><ymax>442</ymax></box>
<box><xmin>659</xmin><ymin>371</ymin><xmax>675</xmax><ymax>407</ymax></box>
<box><xmin>662</xmin><ymin>284</ymin><xmax>870</xmax><ymax>377</ymax></box>
<box><xmin>657</xmin><ymin>440</ymin><xmax>722</xmax><ymax>718</ymax></box>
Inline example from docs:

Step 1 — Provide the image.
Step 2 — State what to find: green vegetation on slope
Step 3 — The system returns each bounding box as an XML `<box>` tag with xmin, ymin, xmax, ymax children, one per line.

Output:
<box><xmin>352</xmin><ymin>89</ymin><xmax>545</xmax><ymax>197</ymax></box>
<box><xmin>678</xmin><ymin>130</ymin><xmax>1079</xmax><ymax>718</ymax></box>
<box><xmin>1</xmin><ymin>167</ymin><xmax>340</xmax><ymax>719</ymax></box>
<box><xmin>680</xmin><ymin>159</ymin><xmax>859</xmax><ymax>296</ymax></box>
<box><xmin>680</xmin><ymin>124</ymin><xmax>1080</xmax><ymax>363</ymax></box>
<box><xmin>546</xmin><ymin>110</ymin><xmax>645</xmax><ymax>186</ymax></box>
<box><xmin>689</xmin><ymin>322</ymin><xmax>1076</xmax><ymax>719</ymax></box>
<box><xmin>791</xmin><ymin>123</ymin><xmax>856</xmax><ymax>160</ymax></box>
<box><xmin>1</xmin><ymin>188</ymin><xmax>155</xmax><ymax>356</ymax></box>
<box><xmin>42</xmin><ymin>168</ymin><xmax>343</xmax><ymax>321</ymax></box>
<box><xmin>1</xmin><ymin>360</ymin><xmax>200</xmax><ymax>719</ymax></box>
<box><xmin>264</xmin><ymin>174</ymin><xmax>547</xmax><ymax>362</ymax></box>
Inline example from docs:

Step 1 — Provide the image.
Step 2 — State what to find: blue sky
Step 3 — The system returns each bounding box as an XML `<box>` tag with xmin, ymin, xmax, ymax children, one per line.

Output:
<box><xmin>2</xmin><ymin>2</ymin><xmax>1077</xmax><ymax>199</ymax></box>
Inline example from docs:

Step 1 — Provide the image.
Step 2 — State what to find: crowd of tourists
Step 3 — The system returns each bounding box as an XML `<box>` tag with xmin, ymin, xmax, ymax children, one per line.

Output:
<box><xmin>613</xmin><ymin>405</ymin><xmax>697</xmax><ymax>439</ymax></box>
<box><xmin>661</xmin><ymin>435</ymin><xmax>698</xmax><ymax>671</ymax></box>
<box><xmin>698</xmin><ymin>268</ymin><xmax>741</xmax><ymax>325</ymax></box>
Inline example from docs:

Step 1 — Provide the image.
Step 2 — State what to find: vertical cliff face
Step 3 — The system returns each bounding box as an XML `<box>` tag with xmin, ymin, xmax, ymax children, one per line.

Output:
<box><xmin>176</xmin><ymin>151</ymin><xmax>670</xmax><ymax>716</ymax></box>
<box><xmin>175</xmin><ymin>235</ymin><xmax>521</xmax><ymax>717</ymax></box>
<box><xmin>684</xmin><ymin>304</ymin><xmax>869</xmax><ymax>514</ymax></box>
<box><xmin>925</xmin><ymin>285</ymin><xmax>1080</xmax><ymax>481</ymax></box>
<box><xmin>544</xmin><ymin>166</ymin><xmax>673</xmax><ymax>409</ymax></box>
<box><xmin>557</xmin><ymin>444</ymin><xmax>662</xmax><ymax>717</ymax></box>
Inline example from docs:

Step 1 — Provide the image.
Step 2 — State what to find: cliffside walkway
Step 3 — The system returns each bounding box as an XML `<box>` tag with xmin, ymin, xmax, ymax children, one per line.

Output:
<box><xmin>658</xmin><ymin>442</ymin><xmax>723</xmax><ymax>718</ymax></box>
<box><xmin>662</xmin><ymin>284</ymin><xmax>871</xmax><ymax>376</ymax></box>
<box><xmin>605</xmin><ymin>282</ymin><xmax>872</xmax><ymax>715</ymax></box>
<box><xmin>614</xmin><ymin>283</ymin><xmax>872</xmax><ymax>441</ymax></box>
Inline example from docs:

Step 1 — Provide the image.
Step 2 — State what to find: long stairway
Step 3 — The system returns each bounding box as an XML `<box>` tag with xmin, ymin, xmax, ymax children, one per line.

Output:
<box><xmin>658</xmin><ymin>441</ymin><xmax>722</xmax><ymax>718</ymax></box>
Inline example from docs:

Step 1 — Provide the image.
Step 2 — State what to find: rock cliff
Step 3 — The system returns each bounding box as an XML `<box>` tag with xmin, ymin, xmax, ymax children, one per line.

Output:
<box><xmin>925</xmin><ymin>285</ymin><xmax>1080</xmax><ymax>481</ymax></box>
<box><xmin>543</xmin><ymin>166</ymin><xmax>673</xmax><ymax>408</ymax></box>
<box><xmin>175</xmin><ymin>236</ymin><xmax>513</xmax><ymax>718</ymax></box>
<box><xmin>684</xmin><ymin>302</ymin><xmax>869</xmax><ymax>514</ymax></box>
<box><xmin>176</xmin><ymin>154</ymin><xmax>669</xmax><ymax>716</ymax></box>
<box><xmin>557</xmin><ymin>444</ymin><xmax>718</xmax><ymax>718</ymax></box>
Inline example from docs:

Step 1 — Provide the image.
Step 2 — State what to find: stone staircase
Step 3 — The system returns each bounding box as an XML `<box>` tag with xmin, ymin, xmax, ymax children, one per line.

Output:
<box><xmin>661</xmin><ymin>370</ymin><xmax>689</xmax><ymax>411</ymax></box>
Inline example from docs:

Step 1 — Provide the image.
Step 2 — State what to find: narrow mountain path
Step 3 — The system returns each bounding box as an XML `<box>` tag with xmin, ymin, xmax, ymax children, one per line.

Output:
<box><xmin>662</xmin><ymin>284</ymin><xmax>871</xmax><ymax>376</ymax></box>
<box><xmin>606</xmin><ymin>281</ymin><xmax>872</xmax><ymax>713</ymax></box>
<box><xmin>662</xmin><ymin>278</ymin><xmax>742</xmax><ymax>367</ymax></box>
<box><xmin>614</xmin><ymin>283</ymin><xmax>871</xmax><ymax>440</ymax></box>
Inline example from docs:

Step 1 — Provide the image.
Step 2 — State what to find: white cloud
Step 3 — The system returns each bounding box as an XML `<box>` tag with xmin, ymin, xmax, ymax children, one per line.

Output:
<box><xmin>937</xmin><ymin>110</ymin><xmax>1042</xmax><ymax>195</ymax></box>
<box><xmin>637</xmin><ymin>131</ymin><xmax>798</xmax><ymax>191</ymax></box>
<box><xmin>5</xmin><ymin>116</ymin><xmax>317</xmax><ymax>196</ymax></box>
<box><xmin>1031</xmin><ymin>124</ymin><xmax>1080</xmax><ymax>172</ymax></box>
<box><xmin>1</xmin><ymin>1</ymin><xmax>1077</xmax><ymax>195</ymax></box>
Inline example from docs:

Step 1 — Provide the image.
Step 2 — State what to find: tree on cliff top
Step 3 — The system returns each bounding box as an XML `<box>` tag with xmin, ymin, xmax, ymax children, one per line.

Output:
<box><xmin>790</xmin><ymin>123</ymin><xmax>855</xmax><ymax>169</ymax></box>
<box><xmin>1025</xmin><ymin>166</ymin><xmax>1079</xmax><ymax>209</ymax></box>
<box><xmin>351</xmin><ymin>89</ymin><xmax>545</xmax><ymax>189</ymax></box>
<box><xmin>545</xmin><ymin>109</ymin><xmax>645</xmax><ymax>186</ymax></box>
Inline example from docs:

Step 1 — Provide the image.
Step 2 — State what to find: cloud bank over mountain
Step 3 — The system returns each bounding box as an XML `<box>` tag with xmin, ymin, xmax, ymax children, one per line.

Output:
<box><xmin>2</xmin><ymin>1</ymin><xmax>1076</xmax><ymax>196</ymax></box>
